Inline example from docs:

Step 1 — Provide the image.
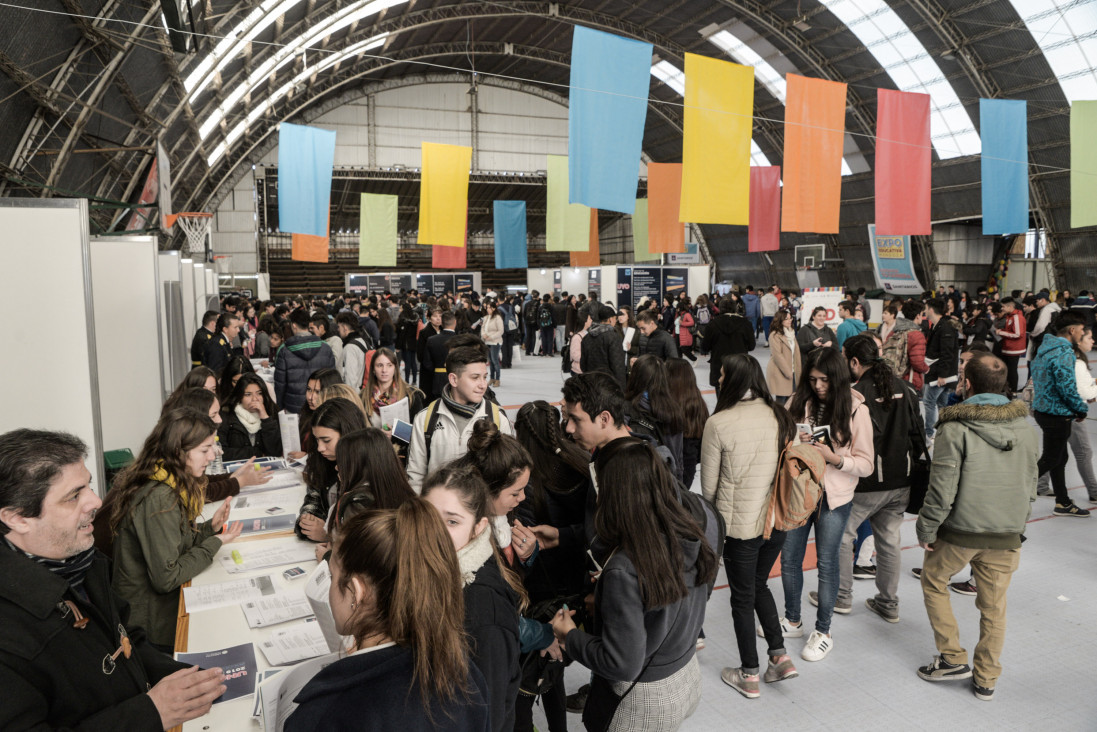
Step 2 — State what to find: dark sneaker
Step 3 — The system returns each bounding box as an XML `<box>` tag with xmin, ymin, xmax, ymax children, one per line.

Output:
<box><xmin>1054</xmin><ymin>502</ymin><xmax>1091</xmax><ymax>517</ymax></box>
<box><xmin>1036</xmin><ymin>487</ymin><xmax>1054</xmax><ymax>497</ymax></box>
<box><xmin>763</xmin><ymin>655</ymin><xmax>799</xmax><ymax>683</ymax></box>
<box><xmin>973</xmin><ymin>682</ymin><xmax>994</xmax><ymax>701</ymax></box>
<box><xmin>917</xmin><ymin>655</ymin><xmax>973</xmax><ymax>682</ymax></box>
<box><xmin>721</xmin><ymin>667</ymin><xmax>760</xmax><ymax>698</ymax></box>
<box><xmin>809</xmin><ymin>590</ymin><xmax>851</xmax><ymax>614</ymax></box>
<box><xmin>865</xmin><ymin>598</ymin><xmax>900</xmax><ymax>623</ymax></box>
<box><xmin>565</xmin><ymin>683</ymin><xmax>589</xmax><ymax>713</ymax></box>
<box><xmin>911</xmin><ymin>567</ymin><xmax>923</xmax><ymax>579</ymax></box>
<box><xmin>949</xmin><ymin>580</ymin><xmax>977</xmax><ymax>596</ymax></box>
<box><xmin>853</xmin><ymin>565</ymin><xmax>876</xmax><ymax>580</ymax></box>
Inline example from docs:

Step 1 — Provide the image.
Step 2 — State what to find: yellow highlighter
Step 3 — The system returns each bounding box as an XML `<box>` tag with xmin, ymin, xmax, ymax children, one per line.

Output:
<box><xmin>231</xmin><ymin>550</ymin><xmax>244</xmax><ymax>565</ymax></box>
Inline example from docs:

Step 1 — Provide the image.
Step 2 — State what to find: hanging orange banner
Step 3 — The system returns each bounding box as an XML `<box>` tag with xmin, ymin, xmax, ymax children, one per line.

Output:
<box><xmin>570</xmin><ymin>210</ymin><xmax>601</xmax><ymax>266</ymax></box>
<box><xmin>291</xmin><ymin>214</ymin><xmax>329</xmax><ymax>263</ymax></box>
<box><xmin>648</xmin><ymin>163</ymin><xmax>685</xmax><ymax>253</ymax></box>
<box><xmin>782</xmin><ymin>74</ymin><xmax>847</xmax><ymax>234</ymax></box>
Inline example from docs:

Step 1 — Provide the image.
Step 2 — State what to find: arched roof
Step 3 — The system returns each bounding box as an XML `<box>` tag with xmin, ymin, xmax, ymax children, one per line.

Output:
<box><xmin>0</xmin><ymin>0</ymin><xmax>1092</xmax><ymax>286</ymax></box>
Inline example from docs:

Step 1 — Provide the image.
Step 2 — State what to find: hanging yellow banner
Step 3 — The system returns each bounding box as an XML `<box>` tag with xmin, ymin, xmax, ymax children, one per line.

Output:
<box><xmin>418</xmin><ymin>142</ymin><xmax>472</xmax><ymax>247</ymax></box>
<box><xmin>680</xmin><ymin>53</ymin><xmax>754</xmax><ymax>225</ymax></box>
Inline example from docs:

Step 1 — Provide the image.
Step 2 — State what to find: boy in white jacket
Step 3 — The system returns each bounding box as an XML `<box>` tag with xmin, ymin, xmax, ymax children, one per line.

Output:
<box><xmin>407</xmin><ymin>345</ymin><xmax>513</xmax><ymax>492</ymax></box>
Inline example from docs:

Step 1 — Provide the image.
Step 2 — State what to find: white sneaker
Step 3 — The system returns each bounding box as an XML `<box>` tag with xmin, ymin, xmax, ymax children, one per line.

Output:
<box><xmin>757</xmin><ymin>617</ymin><xmax>803</xmax><ymax>639</ymax></box>
<box><xmin>800</xmin><ymin>630</ymin><xmax>834</xmax><ymax>662</ymax></box>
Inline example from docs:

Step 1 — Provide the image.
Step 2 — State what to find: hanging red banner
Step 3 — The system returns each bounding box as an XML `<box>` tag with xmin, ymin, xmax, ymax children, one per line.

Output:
<box><xmin>875</xmin><ymin>89</ymin><xmax>932</xmax><ymax>235</ymax></box>
<box><xmin>749</xmin><ymin>167</ymin><xmax>782</xmax><ymax>252</ymax></box>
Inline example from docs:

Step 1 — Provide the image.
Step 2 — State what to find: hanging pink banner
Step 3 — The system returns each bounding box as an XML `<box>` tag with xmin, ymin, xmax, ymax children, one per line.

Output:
<box><xmin>749</xmin><ymin>166</ymin><xmax>782</xmax><ymax>252</ymax></box>
<box><xmin>875</xmin><ymin>89</ymin><xmax>932</xmax><ymax>235</ymax></box>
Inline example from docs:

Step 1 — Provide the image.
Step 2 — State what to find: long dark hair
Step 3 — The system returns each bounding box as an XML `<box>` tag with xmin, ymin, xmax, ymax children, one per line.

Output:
<box><xmin>452</xmin><ymin>420</ymin><xmax>532</xmax><ymax>499</ymax></box>
<box><xmin>788</xmin><ymin>347</ymin><xmax>854</xmax><ymax>447</ymax></box>
<box><xmin>216</xmin><ymin>356</ymin><xmax>255</xmax><ymax>408</ymax></box>
<box><xmin>843</xmin><ymin>334</ymin><xmax>893</xmax><ymax>412</ymax></box>
<box><xmin>304</xmin><ymin>398</ymin><xmax>369</xmax><ymax>494</ymax></box>
<box><xmin>665</xmin><ymin>359</ymin><xmax>709</xmax><ymax>440</ymax></box>
<box><xmin>513</xmin><ymin>401</ymin><xmax>590</xmax><ymax>521</ymax></box>
<box><xmin>335</xmin><ymin>428</ymin><xmax>415</xmax><ymax>510</ymax></box>
<box><xmin>715</xmin><ymin>354</ymin><xmax>796</xmax><ymax>446</ymax></box>
<box><xmin>227</xmin><ymin>373</ymin><xmax>277</xmax><ymax>416</ymax></box>
<box><xmin>593</xmin><ymin>439</ymin><xmax>717</xmax><ymax>609</ymax></box>
<box><xmin>161</xmin><ymin>386</ymin><xmax>218</xmax><ymax>417</ymax></box>
<box><xmin>624</xmin><ymin>355</ymin><xmax>685</xmax><ymax>434</ymax></box>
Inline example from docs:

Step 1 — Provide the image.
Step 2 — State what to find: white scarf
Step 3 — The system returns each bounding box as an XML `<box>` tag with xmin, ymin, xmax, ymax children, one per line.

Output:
<box><xmin>456</xmin><ymin>524</ymin><xmax>494</xmax><ymax>587</ymax></box>
<box><xmin>491</xmin><ymin>515</ymin><xmax>512</xmax><ymax>550</ymax></box>
<box><xmin>234</xmin><ymin>404</ymin><xmax>262</xmax><ymax>435</ymax></box>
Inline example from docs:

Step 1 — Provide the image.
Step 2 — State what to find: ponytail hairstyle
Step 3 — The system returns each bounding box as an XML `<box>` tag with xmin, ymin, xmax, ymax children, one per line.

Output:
<box><xmin>304</xmin><ymin>398</ymin><xmax>369</xmax><ymax>496</ymax></box>
<box><xmin>452</xmin><ymin>420</ymin><xmax>532</xmax><ymax>499</ymax></box>
<box><xmin>332</xmin><ymin>500</ymin><xmax>471</xmax><ymax>714</ymax></box>
<box><xmin>593</xmin><ymin>439</ymin><xmax>717</xmax><ymax>608</ymax></box>
<box><xmin>335</xmin><ymin>428</ymin><xmax>415</xmax><ymax>514</ymax></box>
<box><xmin>624</xmin><ymin>355</ymin><xmax>686</xmax><ymax>434</ymax></box>
<box><xmin>715</xmin><ymin>354</ymin><xmax>796</xmax><ymax>448</ymax></box>
<box><xmin>109</xmin><ymin>408</ymin><xmax>216</xmax><ymax>535</ymax></box>
<box><xmin>843</xmin><ymin>333</ymin><xmax>894</xmax><ymax>412</ymax></box>
<box><xmin>788</xmin><ymin>347</ymin><xmax>854</xmax><ymax>447</ymax></box>
<box><xmin>513</xmin><ymin>401</ymin><xmax>590</xmax><ymax>520</ymax></box>
<box><xmin>421</xmin><ymin>465</ymin><xmax>528</xmax><ymax>613</ymax></box>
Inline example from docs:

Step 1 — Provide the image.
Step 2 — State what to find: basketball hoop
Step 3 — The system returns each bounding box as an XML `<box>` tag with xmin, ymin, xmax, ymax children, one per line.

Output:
<box><xmin>213</xmin><ymin>254</ymin><xmax>233</xmax><ymax>273</ymax></box>
<box><xmin>164</xmin><ymin>212</ymin><xmax>212</xmax><ymax>256</ymax></box>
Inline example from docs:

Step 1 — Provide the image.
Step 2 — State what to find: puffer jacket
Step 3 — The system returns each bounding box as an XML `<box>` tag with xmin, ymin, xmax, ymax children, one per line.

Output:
<box><xmin>481</xmin><ymin>314</ymin><xmax>504</xmax><ymax>345</ymax></box>
<box><xmin>787</xmin><ymin>389</ymin><xmax>875</xmax><ymax>509</ymax></box>
<box><xmin>700</xmin><ymin>398</ymin><xmax>783</xmax><ymax>539</ymax></box>
<box><xmin>579</xmin><ymin>323</ymin><xmax>626</xmax><ymax>388</ymax></box>
<box><xmin>1031</xmin><ymin>333</ymin><xmax>1089</xmax><ymax>417</ymax></box>
<box><xmin>916</xmin><ymin>396</ymin><xmax>1039</xmax><ymax>550</ymax></box>
<box><xmin>704</xmin><ymin>314</ymin><xmax>756</xmax><ymax>387</ymax></box>
<box><xmin>274</xmin><ymin>333</ymin><xmax>337</xmax><ymax>413</ymax></box>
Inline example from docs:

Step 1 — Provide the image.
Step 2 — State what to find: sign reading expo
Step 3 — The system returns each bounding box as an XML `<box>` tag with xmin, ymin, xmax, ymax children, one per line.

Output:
<box><xmin>867</xmin><ymin>224</ymin><xmax>924</xmax><ymax>295</ymax></box>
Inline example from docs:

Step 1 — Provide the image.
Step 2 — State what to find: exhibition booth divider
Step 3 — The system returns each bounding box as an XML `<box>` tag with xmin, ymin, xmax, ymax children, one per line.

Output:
<box><xmin>526</xmin><ymin>264</ymin><xmax>711</xmax><ymax>311</ymax></box>
<box><xmin>345</xmin><ymin>271</ymin><xmax>483</xmax><ymax>297</ymax></box>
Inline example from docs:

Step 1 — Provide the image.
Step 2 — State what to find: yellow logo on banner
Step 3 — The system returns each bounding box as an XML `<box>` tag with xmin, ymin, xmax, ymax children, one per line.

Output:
<box><xmin>876</xmin><ymin>236</ymin><xmax>906</xmax><ymax>259</ymax></box>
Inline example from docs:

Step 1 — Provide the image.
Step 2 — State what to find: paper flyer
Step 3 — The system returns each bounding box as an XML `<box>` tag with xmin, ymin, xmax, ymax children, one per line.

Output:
<box><xmin>175</xmin><ymin>642</ymin><xmax>258</xmax><ymax>704</ymax></box>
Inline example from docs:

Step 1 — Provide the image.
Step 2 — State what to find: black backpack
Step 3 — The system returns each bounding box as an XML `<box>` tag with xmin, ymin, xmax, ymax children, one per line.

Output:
<box><xmin>539</xmin><ymin>304</ymin><xmax>554</xmax><ymax>329</ymax></box>
<box><xmin>524</xmin><ymin>302</ymin><xmax>539</xmax><ymax>326</ymax></box>
<box><xmin>562</xmin><ymin>332</ymin><xmax>584</xmax><ymax>374</ymax></box>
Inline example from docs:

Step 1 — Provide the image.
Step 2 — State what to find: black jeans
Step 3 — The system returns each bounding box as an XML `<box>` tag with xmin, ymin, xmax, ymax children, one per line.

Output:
<box><xmin>540</xmin><ymin>326</ymin><xmax>556</xmax><ymax>356</ymax></box>
<box><xmin>502</xmin><ymin>331</ymin><xmax>514</xmax><ymax>368</ymax></box>
<box><xmin>514</xmin><ymin>678</ymin><xmax>567</xmax><ymax>732</ymax></box>
<box><xmin>1001</xmin><ymin>354</ymin><xmax>1021</xmax><ymax>393</ymax></box>
<box><xmin>723</xmin><ymin>531</ymin><xmax>787</xmax><ymax>673</ymax></box>
<box><xmin>524</xmin><ymin>327</ymin><xmax>536</xmax><ymax>355</ymax></box>
<box><xmin>1035</xmin><ymin>410</ymin><xmax>1074</xmax><ymax>505</ymax></box>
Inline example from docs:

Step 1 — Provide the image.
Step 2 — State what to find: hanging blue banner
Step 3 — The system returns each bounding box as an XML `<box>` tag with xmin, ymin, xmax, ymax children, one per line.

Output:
<box><xmin>278</xmin><ymin>123</ymin><xmax>336</xmax><ymax>237</ymax></box>
<box><xmin>980</xmin><ymin>99</ymin><xmax>1028</xmax><ymax>236</ymax></box>
<box><xmin>493</xmin><ymin>200</ymin><xmax>528</xmax><ymax>269</ymax></box>
<box><xmin>568</xmin><ymin>26</ymin><xmax>652</xmax><ymax>215</ymax></box>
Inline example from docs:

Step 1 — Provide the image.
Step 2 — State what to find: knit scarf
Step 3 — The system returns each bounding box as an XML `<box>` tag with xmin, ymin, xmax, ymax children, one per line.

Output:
<box><xmin>440</xmin><ymin>386</ymin><xmax>480</xmax><ymax>420</ymax></box>
<box><xmin>456</xmin><ymin>524</ymin><xmax>494</xmax><ymax>586</ymax></box>
<box><xmin>372</xmin><ymin>387</ymin><xmax>395</xmax><ymax>415</ymax></box>
<box><xmin>4</xmin><ymin>537</ymin><xmax>96</xmax><ymax>603</ymax></box>
<box><xmin>150</xmin><ymin>464</ymin><xmax>204</xmax><ymax>523</ymax></box>
<box><xmin>234</xmin><ymin>404</ymin><xmax>263</xmax><ymax>435</ymax></box>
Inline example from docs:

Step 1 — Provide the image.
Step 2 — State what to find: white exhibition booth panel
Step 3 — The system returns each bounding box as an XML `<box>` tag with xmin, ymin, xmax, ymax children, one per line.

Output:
<box><xmin>193</xmin><ymin>262</ymin><xmax>209</xmax><ymax>329</ymax></box>
<box><xmin>158</xmin><ymin>251</ymin><xmax>189</xmax><ymax>394</ymax></box>
<box><xmin>0</xmin><ymin>199</ymin><xmax>106</xmax><ymax>495</ymax></box>
<box><xmin>180</xmin><ymin>258</ymin><xmax>196</xmax><ymax>337</ymax></box>
<box><xmin>89</xmin><ymin>236</ymin><xmax>165</xmax><ymax>456</ymax></box>
<box><xmin>205</xmin><ymin>266</ymin><xmax>217</xmax><ymax>303</ymax></box>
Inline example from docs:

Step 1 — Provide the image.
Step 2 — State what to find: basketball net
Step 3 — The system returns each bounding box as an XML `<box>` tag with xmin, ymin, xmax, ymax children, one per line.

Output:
<box><xmin>164</xmin><ymin>212</ymin><xmax>212</xmax><ymax>256</ymax></box>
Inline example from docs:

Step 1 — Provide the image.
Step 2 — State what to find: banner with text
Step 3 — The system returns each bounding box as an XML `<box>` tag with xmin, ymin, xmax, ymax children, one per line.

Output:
<box><xmin>867</xmin><ymin>224</ymin><xmax>924</xmax><ymax>295</ymax></box>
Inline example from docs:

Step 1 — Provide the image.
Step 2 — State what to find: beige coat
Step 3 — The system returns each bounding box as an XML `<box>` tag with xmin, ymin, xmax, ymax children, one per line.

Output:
<box><xmin>481</xmin><ymin>314</ymin><xmax>504</xmax><ymax>345</ymax></box>
<box><xmin>700</xmin><ymin>399</ymin><xmax>783</xmax><ymax>540</ymax></box>
<box><xmin>766</xmin><ymin>328</ymin><xmax>800</xmax><ymax>397</ymax></box>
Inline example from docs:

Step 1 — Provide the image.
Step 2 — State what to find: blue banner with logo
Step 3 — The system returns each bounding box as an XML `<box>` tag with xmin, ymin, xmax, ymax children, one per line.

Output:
<box><xmin>278</xmin><ymin>123</ymin><xmax>336</xmax><ymax>237</ymax></box>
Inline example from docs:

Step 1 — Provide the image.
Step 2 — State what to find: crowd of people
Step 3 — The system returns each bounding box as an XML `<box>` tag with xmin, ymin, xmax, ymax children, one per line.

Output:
<box><xmin>0</xmin><ymin>277</ymin><xmax>1089</xmax><ymax>731</ymax></box>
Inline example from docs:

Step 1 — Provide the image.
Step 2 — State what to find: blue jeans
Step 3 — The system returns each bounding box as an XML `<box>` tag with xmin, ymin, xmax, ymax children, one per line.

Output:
<box><xmin>488</xmin><ymin>344</ymin><xmax>501</xmax><ymax>380</ymax></box>
<box><xmin>781</xmin><ymin>493</ymin><xmax>853</xmax><ymax>634</ymax></box>
<box><xmin>762</xmin><ymin>316</ymin><xmax>774</xmax><ymax>342</ymax></box>
<box><xmin>923</xmin><ymin>383</ymin><xmax>951</xmax><ymax>437</ymax></box>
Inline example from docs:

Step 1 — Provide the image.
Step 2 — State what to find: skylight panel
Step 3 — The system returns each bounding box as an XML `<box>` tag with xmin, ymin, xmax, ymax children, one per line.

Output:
<box><xmin>1009</xmin><ymin>0</ymin><xmax>1097</xmax><ymax>101</ymax></box>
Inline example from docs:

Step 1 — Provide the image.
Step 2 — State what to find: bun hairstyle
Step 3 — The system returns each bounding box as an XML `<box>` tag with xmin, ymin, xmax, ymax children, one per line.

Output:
<box><xmin>333</xmin><ymin>500</ymin><xmax>471</xmax><ymax>712</ymax></box>
<box><xmin>456</xmin><ymin>419</ymin><xmax>533</xmax><ymax>498</ymax></box>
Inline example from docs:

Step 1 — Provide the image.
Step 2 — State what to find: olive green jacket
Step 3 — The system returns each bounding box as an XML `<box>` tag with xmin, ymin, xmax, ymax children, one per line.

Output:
<box><xmin>916</xmin><ymin>397</ymin><xmax>1038</xmax><ymax>550</ymax></box>
<box><xmin>111</xmin><ymin>480</ymin><xmax>222</xmax><ymax>646</ymax></box>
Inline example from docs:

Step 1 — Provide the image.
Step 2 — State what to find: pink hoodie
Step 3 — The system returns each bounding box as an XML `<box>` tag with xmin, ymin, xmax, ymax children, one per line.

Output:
<box><xmin>789</xmin><ymin>388</ymin><xmax>875</xmax><ymax>509</ymax></box>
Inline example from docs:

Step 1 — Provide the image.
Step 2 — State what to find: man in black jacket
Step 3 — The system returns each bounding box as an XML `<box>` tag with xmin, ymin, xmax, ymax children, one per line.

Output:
<box><xmin>0</xmin><ymin>429</ymin><xmax>227</xmax><ymax>731</ymax></box>
<box><xmin>635</xmin><ymin>310</ymin><xmax>677</xmax><ymax>363</ymax></box>
<box><xmin>923</xmin><ymin>298</ymin><xmax>960</xmax><ymax>440</ymax></box>
<box><xmin>422</xmin><ymin>311</ymin><xmax>458</xmax><ymax>401</ymax></box>
<box><xmin>190</xmin><ymin>310</ymin><xmax>219</xmax><ymax>367</ymax></box>
<box><xmin>202</xmin><ymin>312</ymin><xmax>242</xmax><ymax>376</ymax></box>
<box><xmin>579</xmin><ymin>304</ymin><xmax>627</xmax><ymax>389</ymax></box>
<box><xmin>703</xmin><ymin>297</ymin><xmax>756</xmax><ymax>387</ymax></box>
<box><xmin>837</xmin><ymin>334</ymin><xmax>925</xmax><ymax>623</ymax></box>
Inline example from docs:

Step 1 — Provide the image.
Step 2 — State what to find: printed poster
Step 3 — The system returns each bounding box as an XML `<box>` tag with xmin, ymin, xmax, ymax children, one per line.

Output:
<box><xmin>867</xmin><ymin>224</ymin><xmax>923</xmax><ymax>295</ymax></box>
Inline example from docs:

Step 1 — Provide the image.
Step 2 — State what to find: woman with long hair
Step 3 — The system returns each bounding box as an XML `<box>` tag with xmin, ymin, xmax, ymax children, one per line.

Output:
<box><xmin>796</xmin><ymin>307</ymin><xmax>837</xmax><ymax>371</ymax></box>
<box><xmin>291</xmin><ymin>367</ymin><xmax>344</xmax><ymax>460</ymax></box>
<box><xmin>766</xmin><ymin>310</ymin><xmax>801</xmax><ymax>405</ymax></box>
<box><xmin>780</xmin><ymin>348</ymin><xmax>873</xmax><ymax>662</ymax></box>
<box><xmin>360</xmin><ymin>347</ymin><xmax>425</xmax><ymax>431</ymax></box>
<box><xmin>702</xmin><ymin>355</ymin><xmax>799</xmax><ymax>698</ymax></box>
<box><xmin>295</xmin><ymin>398</ymin><xmax>369</xmax><ymax>543</ymax></box>
<box><xmin>481</xmin><ymin>299</ymin><xmax>505</xmax><ymax>388</ymax></box>
<box><xmin>617</xmin><ymin>306</ymin><xmax>639</xmax><ymax>361</ymax></box>
<box><xmin>168</xmin><ymin>366</ymin><xmax>217</xmax><ymax>402</ymax></box>
<box><xmin>422</xmin><ymin>466</ymin><xmax>525</xmax><ymax>732</ymax></box>
<box><xmin>284</xmin><ymin>500</ymin><xmax>491</xmax><ymax>731</ymax></box>
<box><xmin>624</xmin><ymin>355</ymin><xmax>687</xmax><ymax>483</ymax></box>
<box><xmin>396</xmin><ymin>302</ymin><xmax>422</xmax><ymax>385</ymax></box>
<box><xmin>550</xmin><ymin>439</ymin><xmax>716</xmax><ymax>731</ymax></box>
<box><xmin>665</xmin><ymin>358</ymin><xmax>709</xmax><ymax>488</ymax></box>
<box><xmin>376</xmin><ymin>307</ymin><xmax>396</xmax><ymax>349</ymax></box>
<box><xmin>332</xmin><ymin>428</ymin><xmax>416</xmax><ymax>520</ymax></box>
<box><xmin>215</xmin><ymin>355</ymin><xmax>256</xmax><ymax>411</ymax></box>
<box><xmin>219</xmin><ymin>373</ymin><xmax>282</xmax><ymax>461</ymax></box>
<box><xmin>108</xmin><ymin>409</ymin><xmax>242</xmax><ymax>650</ymax></box>
<box><xmin>675</xmin><ymin>303</ymin><xmax>697</xmax><ymax>362</ymax></box>
<box><xmin>320</xmin><ymin>383</ymin><xmax>369</xmax><ymax>416</ymax></box>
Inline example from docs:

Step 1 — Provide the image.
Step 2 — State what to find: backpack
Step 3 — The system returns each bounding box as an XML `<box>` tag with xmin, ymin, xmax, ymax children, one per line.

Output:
<box><xmin>524</xmin><ymin>302</ymin><xmax>539</xmax><ymax>326</ymax></box>
<box><xmin>421</xmin><ymin>399</ymin><xmax>504</xmax><ymax>460</ymax></box>
<box><xmin>562</xmin><ymin>332</ymin><xmax>584</xmax><ymax>374</ymax></box>
<box><xmin>696</xmin><ymin>305</ymin><xmax>711</xmax><ymax>325</ymax></box>
<box><xmin>763</xmin><ymin>442</ymin><xmax>827</xmax><ymax>539</ymax></box>
<box><xmin>677</xmin><ymin>488</ymin><xmax>726</xmax><ymax>595</ymax></box>
<box><xmin>880</xmin><ymin>329</ymin><xmax>910</xmax><ymax>380</ymax></box>
<box><xmin>539</xmin><ymin>304</ymin><xmax>554</xmax><ymax>329</ymax></box>
<box><xmin>344</xmin><ymin>338</ymin><xmax>376</xmax><ymax>389</ymax></box>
